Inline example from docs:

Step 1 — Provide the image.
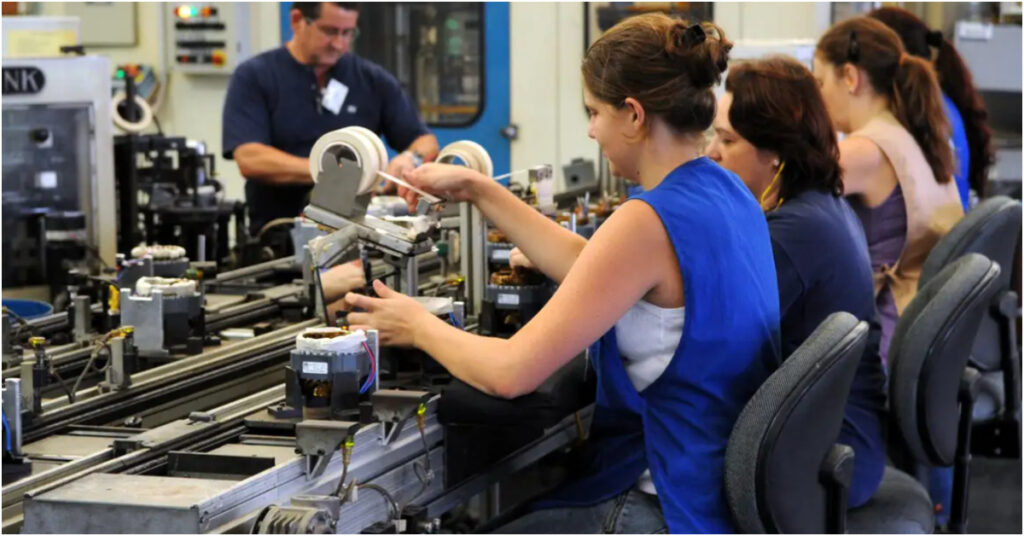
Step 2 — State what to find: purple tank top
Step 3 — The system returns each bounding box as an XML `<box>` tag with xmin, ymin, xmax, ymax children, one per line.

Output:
<box><xmin>851</xmin><ymin>185</ymin><xmax>907</xmax><ymax>364</ymax></box>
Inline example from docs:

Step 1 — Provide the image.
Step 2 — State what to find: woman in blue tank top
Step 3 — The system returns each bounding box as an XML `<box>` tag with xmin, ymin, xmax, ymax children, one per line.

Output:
<box><xmin>707</xmin><ymin>56</ymin><xmax>887</xmax><ymax>508</ymax></box>
<box><xmin>345</xmin><ymin>14</ymin><xmax>780</xmax><ymax>533</ymax></box>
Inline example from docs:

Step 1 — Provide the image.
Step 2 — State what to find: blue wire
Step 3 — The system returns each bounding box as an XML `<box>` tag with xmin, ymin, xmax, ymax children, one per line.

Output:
<box><xmin>358</xmin><ymin>342</ymin><xmax>375</xmax><ymax>394</ymax></box>
<box><xmin>2</xmin><ymin>412</ymin><xmax>12</xmax><ymax>453</ymax></box>
<box><xmin>448</xmin><ymin>312</ymin><xmax>462</xmax><ymax>329</ymax></box>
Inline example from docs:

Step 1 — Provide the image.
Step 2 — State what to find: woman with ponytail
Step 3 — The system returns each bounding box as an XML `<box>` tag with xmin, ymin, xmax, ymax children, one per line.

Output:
<box><xmin>870</xmin><ymin>6</ymin><xmax>995</xmax><ymax>210</ymax></box>
<box><xmin>814</xmin><ymin>16</ymin><xmax>963</xmax><ymax>364</ymax></box>
<box><xmin>355</xmin><ymin>13</ymin><xmax>781</xmax><ymax>533</ymax></box>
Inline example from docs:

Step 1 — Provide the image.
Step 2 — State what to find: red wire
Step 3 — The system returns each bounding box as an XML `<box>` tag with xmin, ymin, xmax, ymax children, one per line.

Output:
<box><xmin>360</xmin><ymin>341</ymin><xmax>377</xmax><ymax>392</ymax></box>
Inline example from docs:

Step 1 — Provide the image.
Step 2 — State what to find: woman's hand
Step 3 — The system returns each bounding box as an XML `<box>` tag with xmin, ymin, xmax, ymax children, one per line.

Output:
<box><xmin>508</xmin><ymin>247</ymin><xmax>536</xmax><ymax>270</ymax></box>
<box><xmin>344</xmin><ymin>280</ymin><xmax>437</xmax><ymax>347</ymax></box>
<box><xmin>399</xmin><ymin>163</ymin><xmax>484</xmax><ymax>211</ymax></box>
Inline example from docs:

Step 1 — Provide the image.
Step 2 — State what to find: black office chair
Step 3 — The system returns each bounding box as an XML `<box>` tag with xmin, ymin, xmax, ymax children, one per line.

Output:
<box><xmin>725</xmin><ymin>312</ymin><xmax>868</xmax><ymax>533</ymax></box>
<box><xmin>848</xmin><ymin>253</ymin><xmax>1003</xmax><ymax>534</ymax></box>
<box><xmin>920</xmin><ymin>196</ymin><xmax>1022</xmax><ymax>456</ymax></box>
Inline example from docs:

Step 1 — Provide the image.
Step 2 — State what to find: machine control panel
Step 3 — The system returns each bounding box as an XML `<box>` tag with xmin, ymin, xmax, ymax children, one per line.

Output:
<box><xmin>167</xmin><ymin>3</ymin><xmax>251</xmax><ymax>74</ymax></box>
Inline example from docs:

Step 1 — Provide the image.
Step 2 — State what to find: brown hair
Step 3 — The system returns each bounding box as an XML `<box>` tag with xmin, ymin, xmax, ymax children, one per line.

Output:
<box><xmin>817</xmin><ymin>16</ymin><xmax>953</xmax><ymax>184</ymax></box>
<box><xmin>868</xmin><ymin>7</ymin><xmax>994</xmax><ymax>195</ymax></box>
<box><xmin>725</xmin><ymin>56</ymin><xmax>844</xmax><ymax>200</ymax></box>
<box><xmin>582</xmin><ymin>13</ymin><xmax>732</xmax><ymax>134</ymax></box>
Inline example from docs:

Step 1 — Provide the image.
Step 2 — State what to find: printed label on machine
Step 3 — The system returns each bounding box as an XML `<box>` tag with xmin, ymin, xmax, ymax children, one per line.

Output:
<box><xmin>497</xmin><ymin>293</ymin><xmax>520</xmax><ymax>306</ymax></box>
<box><xmin>302</xmin><ymin>361</ymin><xmax>329</xmax><ymax>375</ymax></box>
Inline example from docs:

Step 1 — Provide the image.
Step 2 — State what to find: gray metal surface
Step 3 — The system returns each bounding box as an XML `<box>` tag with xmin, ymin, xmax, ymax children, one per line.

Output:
<box><xmin>24</xmin><ymin>397</ymin><xmax>443</xmax><ymax>533</ymax></box>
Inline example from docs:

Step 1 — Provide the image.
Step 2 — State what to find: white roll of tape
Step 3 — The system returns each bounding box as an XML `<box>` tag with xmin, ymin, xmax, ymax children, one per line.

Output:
<box><xmin>437</xmin><ymin>140</ymin><xmax>494</xmax><ymax>178</ymax></box>
<box><xmin>111</xmin><ymin>92</ymin><xmax>154</xmax><ymax>134</ymax></box>
<box><xmin>309</xmin><ymin>126</ymin><xmax>387</xmax><ymax>196</ymax></box>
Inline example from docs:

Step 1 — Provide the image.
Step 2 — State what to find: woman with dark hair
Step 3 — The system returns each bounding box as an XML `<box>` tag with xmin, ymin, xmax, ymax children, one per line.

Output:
<box><xmin>707</xmin><ymin>55</ymin><xmax>886</xmax><ymax>508</ymax></box>
<box><xmin>814</xmin><ymin>16</ymin><xmax>963</xmax><ymax>364</ymax></box>
<box><xmin>870</xmin><ymin>6</ymin><xmax>995</xmax><ymax>209</ymax></box>
<box><xmin>343</xmin><ymin>13</ymin><xmax>781</xmax><ymax>533</ymax></box>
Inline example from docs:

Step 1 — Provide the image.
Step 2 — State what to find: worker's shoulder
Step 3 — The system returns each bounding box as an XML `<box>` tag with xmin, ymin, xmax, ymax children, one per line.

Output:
<box><xmin>338</xmin><ymin>53</ymin><xmax>400</xmax><ymax>86</ymax></box>
<box><xmin>233</xmin><ymin>47</ymin><xmax>290</xmax><ymax>79</ymax></box>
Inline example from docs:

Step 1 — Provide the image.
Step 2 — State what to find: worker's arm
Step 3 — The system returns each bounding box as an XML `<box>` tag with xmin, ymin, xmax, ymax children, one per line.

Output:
<box><xmin>402</xmin><ymin>163</ymin><xmax>587</xmax><ymax>283</ymax></box>
<box><xmin>345</xmin><ymin>200</ymin><xmax>674</xmax><ymax>398</ymax></box>
<box><xmin>838</xmin><ymin>135</ymin><xmax>884</xmax><ymax>196</ymax></box>
<box><xmin>233</xmin><ymin>142</ymin><xmax>313</xmax><ymax>186</ymax></box>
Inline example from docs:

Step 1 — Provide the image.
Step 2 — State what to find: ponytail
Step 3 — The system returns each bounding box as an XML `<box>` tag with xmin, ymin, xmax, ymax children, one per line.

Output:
<box><xmin>935</xmin><ymin>38</ymin><xmax>995</xmax><ymax>194</ymax></box>
<box><xmin>818</xmin><ymin>16</ymin><xmax>955</xmax><ymax>185</ymax></box>
<box><xmin>891</xmin><ymin>53</ymin><xmax>954</xmax><ymax>184</ymax></box>
<box><xmin>868</xmin><ymin>6</ymin><xmax>995</xmax><ymax>194</ymax></box>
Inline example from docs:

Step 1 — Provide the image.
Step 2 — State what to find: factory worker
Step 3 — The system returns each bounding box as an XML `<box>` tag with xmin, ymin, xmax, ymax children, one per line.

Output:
<box><xmin>345</xmin><ymin>14</ymin><xmax>780</xmax><ymax>533</ymax></box>
<box><xmin>814</xmin><ymin>16</ymin><xmax>962</xmax><ymax>365</ymax></box>
<box><xmin>707</xmin><ymin>55</ymin><xmax>886</xmax><ymax>508</ymax></box>
<box><xmin>223</xmin><ymin>2</ymin><xmax>438</xmax><ymax>236</ymax></box>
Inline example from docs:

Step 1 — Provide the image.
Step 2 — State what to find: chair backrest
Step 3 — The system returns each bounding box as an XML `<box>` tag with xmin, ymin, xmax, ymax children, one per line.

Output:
<box><xmin>920</xmin><ymin>196</ymin><xmax>1022</xmax><ymax>371</ymax></box>
<box><xmin>889</xmin><ymin>253</ymin><xmax>1002</xmax><ymax>466</ymax></box>
<box><xmin>725</xmin><ymin>312</ymin><xmax>868</xmax><ymax>533</ymax></box>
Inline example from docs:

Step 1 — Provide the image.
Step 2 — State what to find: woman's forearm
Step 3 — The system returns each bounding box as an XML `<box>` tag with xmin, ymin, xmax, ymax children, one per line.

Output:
<box><xmin>470</xmin><ymin>179</ymin><xmax>587</xmax><ymax>283</ymax></box>
<box><xmin>413</xmin><ymin>314</ymin><xmax>526</xmax><ymax>398</ymax></box>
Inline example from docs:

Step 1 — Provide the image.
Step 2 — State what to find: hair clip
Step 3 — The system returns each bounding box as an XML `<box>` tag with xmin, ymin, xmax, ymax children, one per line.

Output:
<box><xmin>925</xmin><ymin>29</ymin><xmax>943</xmax><ymax>48</ymax></box>
<box><xmin>684</xmin><ymin>24</ymin><xmax>707</xmax><ymax>47</ymax></box>
<box><xmin>847</xmin><ymin>31</ymin><xmax>860</xmax><ymax>63</ymax></box>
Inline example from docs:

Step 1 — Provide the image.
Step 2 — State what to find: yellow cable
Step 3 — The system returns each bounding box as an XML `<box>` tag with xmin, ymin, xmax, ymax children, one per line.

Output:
<box><xmin>759</xmin><ymin>161</ymin><xmax>786</xmax><ymax>211</ymax></box>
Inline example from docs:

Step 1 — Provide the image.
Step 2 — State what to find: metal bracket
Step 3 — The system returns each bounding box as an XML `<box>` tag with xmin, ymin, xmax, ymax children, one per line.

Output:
<box><xmin>371</xmin><ymin>390</ymin><xmax>432</xmax><ymax>446</ymax></box>
<box><xmin>294</xmin><ymin>420</ymin><xmax>362</xmax><ymax>479</ymax></box>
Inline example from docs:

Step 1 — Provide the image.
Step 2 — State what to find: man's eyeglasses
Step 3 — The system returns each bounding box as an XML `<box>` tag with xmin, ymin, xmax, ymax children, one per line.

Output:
<box><xmin>305</xmin><ymin>18</ymin><xmax>360</xmax><ymax>41</ymax></box>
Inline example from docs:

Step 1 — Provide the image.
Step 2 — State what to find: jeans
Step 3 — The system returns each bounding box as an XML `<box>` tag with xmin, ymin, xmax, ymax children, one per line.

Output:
<box><xmin>492</xmin><ymin>486</ymin><xmax>667</xmax><ymax>534</ymax></box>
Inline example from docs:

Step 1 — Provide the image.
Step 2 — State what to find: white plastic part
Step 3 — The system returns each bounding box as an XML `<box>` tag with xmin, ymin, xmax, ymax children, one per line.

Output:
<box><xmin>295</xmin><ymin>327</ymin><xmax>367</xmax><ymax>353</ymax></box>
<box><xmin>437</xmin><ymin>140</ymin><xmax>494</xmax><ymax>178</ymax></box>
<box><xmin>111</xmin><ymin>92</ymin><xmax>154</xmax><ymax>134</ymax></box>
<box><xmin>383</xmin><ymin>215</ymin><xmax>434</xmax><ymax>240</ymax></box>
<box><xmin>130</xmin><ymin>244</ymin><xmax>186</xmax><ymax>260</ymax></box>
<box><xmin>309</xmin><ymin>126</ymin><xmax>388</xmax><ymax>196</ymax></box>
<box><xmin>135</xmin><ymin>277</ymin><xmax>196</xmax><ymax>297</ymax></box>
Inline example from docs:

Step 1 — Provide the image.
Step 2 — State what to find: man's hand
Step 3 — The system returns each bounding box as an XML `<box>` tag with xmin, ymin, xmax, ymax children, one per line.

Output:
<box><xmin>381</xmin><ymin>152</ymin><xmax>418</xmax><ymax>194</ymax></box>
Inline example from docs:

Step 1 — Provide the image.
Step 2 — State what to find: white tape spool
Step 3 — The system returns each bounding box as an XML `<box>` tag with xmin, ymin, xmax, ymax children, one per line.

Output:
<box><xmin>111</xmin><ymin>92</ymin><xmax>154</xmax><ymax>134</ymax></box>
<box><xmin>437</xmin><ymin>140</ymin><xmax>494</xmax><ymax>178</ymax></box>
<box><xmin>309</xmin><ymin>126</ymin><xmax>388</xmax><ymax>195</ymax></box>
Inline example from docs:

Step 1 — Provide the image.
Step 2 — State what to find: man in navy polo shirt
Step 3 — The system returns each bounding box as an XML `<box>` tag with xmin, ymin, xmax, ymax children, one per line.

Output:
<box><xmin>222</xmin><ymin>2</ymin><xmax>439</xmax><ymax>235</ymax></box>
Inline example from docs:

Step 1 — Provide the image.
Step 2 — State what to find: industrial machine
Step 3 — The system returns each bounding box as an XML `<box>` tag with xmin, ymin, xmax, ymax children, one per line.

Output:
<box><xmin>2</xmin><ymin>55</ymin><xmax>117</xmax><ymax>301</ymax></box>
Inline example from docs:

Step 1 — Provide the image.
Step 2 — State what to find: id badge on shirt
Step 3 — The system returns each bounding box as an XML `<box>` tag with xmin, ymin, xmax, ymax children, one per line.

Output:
<box><xmin>321</xmin><ymin>78</ymin><xmax>349</xmax><ymax>115</ymax></box>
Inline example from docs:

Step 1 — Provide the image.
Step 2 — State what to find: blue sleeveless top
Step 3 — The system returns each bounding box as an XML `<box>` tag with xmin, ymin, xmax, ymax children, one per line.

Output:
<box><xmin>539</xmin><ymin>157</ymin><xmax>781</xmax><ymax>533</ymax></box>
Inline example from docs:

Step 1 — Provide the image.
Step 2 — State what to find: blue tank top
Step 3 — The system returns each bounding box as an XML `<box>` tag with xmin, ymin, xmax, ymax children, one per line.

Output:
<box><xmin>539</xmin><ymin>157</ymin><xmax>781</xmax><ymax>533</ymax></box>
<box><xmin>943</xmin><ymin>92</ymin><xmax>971</xmax><ymax>211</ymax></box>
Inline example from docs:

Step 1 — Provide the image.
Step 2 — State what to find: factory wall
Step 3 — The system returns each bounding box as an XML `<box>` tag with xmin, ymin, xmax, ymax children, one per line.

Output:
<box><xmin>37</xmin><ymin>2</ymin><xmax>828</xmax><ymax>199</ymax></box>
<box><xmin>38</xmin><ymin>2</ymin><xmax>282</xmax><ymax>206</ymax></box>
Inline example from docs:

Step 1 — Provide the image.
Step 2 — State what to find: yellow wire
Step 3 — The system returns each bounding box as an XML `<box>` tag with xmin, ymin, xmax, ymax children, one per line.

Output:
<box><xmin>759</xmin><ymin>161</ymin><xmax>786</xmax><ymax>211</ymax></box>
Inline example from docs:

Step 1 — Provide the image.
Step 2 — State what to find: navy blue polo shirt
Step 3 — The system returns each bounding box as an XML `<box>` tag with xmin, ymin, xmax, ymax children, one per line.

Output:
<box><xmin>766</xmin><ymin>188</ymin><xmax>888</xmax><ymax>507</ymax></box>
<box><xmin>222</xmin><ymin>47</ymin><xmax>429</xmax><ymax>234</ymax></box>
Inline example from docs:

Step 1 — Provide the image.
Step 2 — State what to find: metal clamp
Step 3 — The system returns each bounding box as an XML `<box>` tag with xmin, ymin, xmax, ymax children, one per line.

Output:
<box><xmin>295</xmin><ymin>420</ymin><xmax>362</xmax><ymax>479</ymax></box>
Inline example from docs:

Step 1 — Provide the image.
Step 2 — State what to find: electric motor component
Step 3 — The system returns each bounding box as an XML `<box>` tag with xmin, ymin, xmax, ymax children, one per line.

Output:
<box><xmin>134</xmin><ymin>276</ymin><xmax>197</xmax><ymax>297</ymax></box>
<box><xmin>130</xmin><ymin>244</ymin><xmax>186</xmax><ymax>260</ymax></box>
